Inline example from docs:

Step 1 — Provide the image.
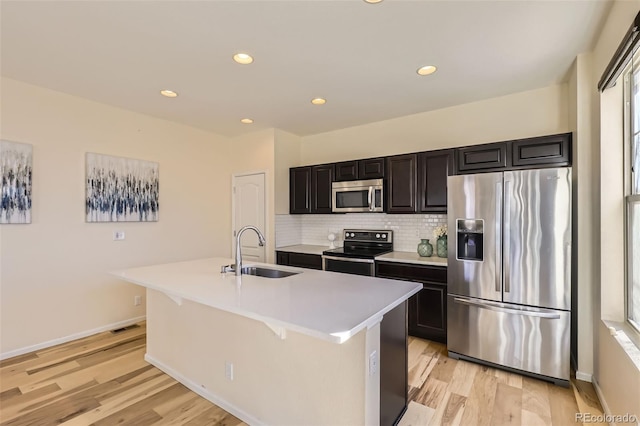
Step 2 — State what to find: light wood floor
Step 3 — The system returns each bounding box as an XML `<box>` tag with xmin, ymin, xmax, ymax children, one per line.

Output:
<box><xmin>398</xmin><ymin>337</ymin><xmax>605</xmax><ymax>426</ymax></box>
<box><xmin>0</xmin><ymin>323</ymin><xmax>604</xmax><ymax>425</ymax></box>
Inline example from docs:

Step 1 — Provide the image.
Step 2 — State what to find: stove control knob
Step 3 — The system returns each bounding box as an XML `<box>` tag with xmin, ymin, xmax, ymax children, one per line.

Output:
<box><xmin>376</xmin><ymin>234</ymin><xmax>380</xmax><ymax>238</ymax></box>
<box><xmin>382</xmin><ymin>233</ymin><xmax>387</xmax><ymax>239</ymax></box>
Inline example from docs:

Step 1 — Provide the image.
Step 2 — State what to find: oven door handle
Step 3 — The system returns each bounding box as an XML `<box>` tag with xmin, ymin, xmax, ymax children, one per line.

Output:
<box><xmin>322</xmin><ymin>255</ymin><xmax>375</xmax><ymax>264</ymax></box>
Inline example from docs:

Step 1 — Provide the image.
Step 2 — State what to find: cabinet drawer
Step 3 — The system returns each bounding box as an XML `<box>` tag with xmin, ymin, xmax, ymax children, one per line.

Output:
<box><xmin>375</xmin><ymin>261</ymin><xmax>446</xmax><ymax>284</ymax></box>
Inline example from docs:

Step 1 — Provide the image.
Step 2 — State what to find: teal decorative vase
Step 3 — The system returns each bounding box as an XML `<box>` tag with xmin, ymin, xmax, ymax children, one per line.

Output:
<box><xmin>417</xmin><ymin>239</ymin><xmax>433</xmax><ymax>257</ymax></box>
<box><xmin>436</xmin><ymin>236</ymin><xmax>448</xmax><ymax>258</ymax></box>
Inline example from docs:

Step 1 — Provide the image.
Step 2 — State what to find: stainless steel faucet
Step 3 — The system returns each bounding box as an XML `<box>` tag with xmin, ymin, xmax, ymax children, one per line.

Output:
<box><xmin>221</xmin><ymin>225</ymin><xmax>266</xmax><ymax>276</ymax></box>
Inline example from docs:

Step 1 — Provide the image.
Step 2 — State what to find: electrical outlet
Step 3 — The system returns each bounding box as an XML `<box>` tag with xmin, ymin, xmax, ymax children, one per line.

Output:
<box><xmin>225</xmin><ymin>362</ymin><xmax>234</xmax><ymax>381</ymax></box>
<box><xmin>113</xmin><ymin>231</ymin><xmax>125</xmax><ymax>241</ymax></box>
<box><xmin>134</xmin><ymin>295</ymin><xmax>141</xmax><ymax>306</ymax></box>
<box><xmin>369</xmin><ymin>350</ymin><xmax>378</xmax><ymax>376</ymax></box>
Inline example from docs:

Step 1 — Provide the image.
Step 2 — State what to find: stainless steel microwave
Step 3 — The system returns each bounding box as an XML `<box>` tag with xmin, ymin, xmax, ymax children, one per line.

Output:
<box><xmin>332</xmin><ymin>179</ymin><xmax>383</xmax><ymax>213</ymax></box>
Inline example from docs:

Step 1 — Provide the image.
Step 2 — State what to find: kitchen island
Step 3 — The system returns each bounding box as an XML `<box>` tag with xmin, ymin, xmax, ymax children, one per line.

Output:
<box><xmin>111</xmin><ymin>257</ymin><xmax>422</xmax><ymax>426</ymax></box>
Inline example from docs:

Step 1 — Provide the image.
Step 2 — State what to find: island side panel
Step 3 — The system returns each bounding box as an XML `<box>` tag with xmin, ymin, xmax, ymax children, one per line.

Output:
<box><xmin>145</xmin><ymin>289</ymin><xmax>372</xmax><ymax>426</ymax></box>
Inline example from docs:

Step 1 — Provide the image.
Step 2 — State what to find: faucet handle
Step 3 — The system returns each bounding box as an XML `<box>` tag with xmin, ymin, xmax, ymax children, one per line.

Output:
<box><xmin>221</xmin><ymin>264</ymin><xmax>235</xmax><ymax>273</ymax></box>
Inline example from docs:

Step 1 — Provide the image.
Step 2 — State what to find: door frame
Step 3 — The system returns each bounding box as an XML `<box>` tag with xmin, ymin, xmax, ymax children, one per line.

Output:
<box><xmin>231</xmin><ymin>170</ymin><xmax>269</xmax><ymax>261</ymax></box>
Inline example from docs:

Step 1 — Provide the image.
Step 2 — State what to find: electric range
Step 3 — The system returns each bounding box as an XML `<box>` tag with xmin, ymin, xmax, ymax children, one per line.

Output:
<box><xmin>322</xmin><ymin>229</ymin><xmax>393</xmax><ymax>276</ymax></box>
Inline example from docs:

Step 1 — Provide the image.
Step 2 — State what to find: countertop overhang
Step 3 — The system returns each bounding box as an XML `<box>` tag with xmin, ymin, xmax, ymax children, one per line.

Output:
<box><xmin>111</xmin><ymin>257</ymin><xmax>422</xmax><ymax>344</ymax></box>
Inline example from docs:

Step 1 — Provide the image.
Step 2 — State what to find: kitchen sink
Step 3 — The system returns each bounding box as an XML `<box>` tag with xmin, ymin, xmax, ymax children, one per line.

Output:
<box><xmin>241</xmin><ymin>266</ymin><xmax>299</xmax><ymax>279</ymax></box>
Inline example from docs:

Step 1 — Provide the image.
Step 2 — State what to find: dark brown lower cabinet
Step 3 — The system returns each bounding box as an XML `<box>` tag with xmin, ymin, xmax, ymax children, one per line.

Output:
<box><xmin>375</xmin><ymin>261</ymin><xmax>447</xmax><ymax>343</ymax></box>
<box><xmin>408</xmin><ymin>283</ymin><xmax>447</xmax><ymax>343</ymax></box>
<box><xmin>275</xmin><ymin>251</ymin><xmax>323</xmax><ymax>270</ymax></box>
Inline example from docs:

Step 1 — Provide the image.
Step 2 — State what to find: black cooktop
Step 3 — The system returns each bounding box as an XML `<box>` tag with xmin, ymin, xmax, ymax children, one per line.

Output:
<box><xmin>322</xmin><ymin>229</ymin><xmax>393</xmax><ymax>259</ymax></box>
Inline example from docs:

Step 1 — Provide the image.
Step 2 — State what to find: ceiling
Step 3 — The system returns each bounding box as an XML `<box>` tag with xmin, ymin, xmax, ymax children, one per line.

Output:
<box><xmin>1</xmin><ymin>0</ymin><xmax>612</xmax><ymax>138</ymax></box>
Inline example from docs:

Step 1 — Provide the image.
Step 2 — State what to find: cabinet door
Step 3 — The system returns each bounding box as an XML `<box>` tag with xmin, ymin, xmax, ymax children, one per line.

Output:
<box><xmin>456</xmin><ymin>142</ymin><xmax>508</xmax><ymax>173</ymax></box>
<box><xmin>358</xmin><ymin>158</ymin><xmax>385</xmax><ymax>179</ymax></box>
<box><xmin>276</xmin><ymin>251</ymin><xmax>289</xmax><ymax>266</ymax></box>
<box><xmin>334</xmin><ymin>161</ymin><xmax>358</xmax><ymax>181</ymax></box>
<box><xmin>311</xmin><ymin>164</ymin><xmax>334</xmax><ymax>213</ymax></box>
<box><xmin>408</xmin><ymin>284</ymin><xmax>447</xmax><ymax>343</ymax></box>
<box><xmin>418</xmin><ymin>149</ymin><xmax>454</xmax><ymax>212</ymax></box>
<box><xmin>386</xmin><ymin>154</ymin><xmax>417</xmax><ymax>213</ymax></box>
<box><xmin>289</xmin><ymin>167</ymin><xmax>311</xmax><ymax>214</ymax></box>
<box><xmin>376</xmin><ymin>261</ymin><xmax>447</xmax><ymax>343</ymax></box>
<box><xmin>512</xmin><ymin>133</ymin><xmax>571</xmax><ymax>167</ymax></box>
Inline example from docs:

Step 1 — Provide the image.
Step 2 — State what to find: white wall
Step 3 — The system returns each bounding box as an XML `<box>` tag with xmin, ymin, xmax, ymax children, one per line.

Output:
<box><xmin>300</xmin><ymin>84</ymin><xmax>569</xmax><ymax>164</ymax></box>
<box><xmin>229</xmin><ymin>128</ymin><xmax>277</xmax><ymax>264</ymax></box>
<box><xmin>274</xmin><ymin>129</ymin><xmax>301</xmax><ymax>215</ymax></box>
<box><xmin>568</xmin><ymin>53</ymin><xmax>598</xmax><ymax>379</ymax></box>
<box><xmin>591</xmin><ymin>0</ymin><xmax>640</xmax><ymax>419</ymax></box>
<box><xmin>0</xmin><ymin>78</ymin><xmax>232</xmax><ymax>356</ymax></box>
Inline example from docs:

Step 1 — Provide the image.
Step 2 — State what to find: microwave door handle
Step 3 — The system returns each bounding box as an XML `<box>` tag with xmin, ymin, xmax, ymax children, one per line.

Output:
<box><xmin>368</xmin><ymin>186</ymin><xmax>373</xmax><ymax>211</ymax></box>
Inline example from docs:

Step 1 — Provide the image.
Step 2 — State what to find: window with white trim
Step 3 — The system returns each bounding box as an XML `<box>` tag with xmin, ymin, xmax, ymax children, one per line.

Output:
<box><xmin>625</xmin><ymin>53</ymin><xmax>640</xmax><ymax>332</ymax></box>
<box><xmin>599</xmin><ymin>12</ymin><xmax>640</xmax><ymax>334</ymax></box>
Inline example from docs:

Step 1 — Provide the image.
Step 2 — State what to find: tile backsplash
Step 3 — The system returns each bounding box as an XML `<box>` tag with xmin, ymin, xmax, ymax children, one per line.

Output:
<box><xmin>275</xmin><ymin>213</ymin><xmax>447</xmax><ymax>252</ymax></box>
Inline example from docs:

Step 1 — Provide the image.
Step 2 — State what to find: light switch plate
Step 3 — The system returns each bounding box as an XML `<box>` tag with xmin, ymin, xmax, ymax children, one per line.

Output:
<box><xmin>113</xmin><ymin>231</ymin><xmax>125</xmax><ymax>241</ymax></box>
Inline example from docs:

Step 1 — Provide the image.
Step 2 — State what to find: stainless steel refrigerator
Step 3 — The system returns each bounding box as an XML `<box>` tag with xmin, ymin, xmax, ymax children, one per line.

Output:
<box><xmin>447</xmin><ymin>167</ymin><xmax>571</xmax><ymax>386</ymax></box>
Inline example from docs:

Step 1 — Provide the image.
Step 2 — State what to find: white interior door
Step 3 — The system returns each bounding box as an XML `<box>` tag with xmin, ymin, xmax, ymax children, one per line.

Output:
<box><xmin>233</xmin><ymin>173</ymin><xmax>266</xmax><ymax>263</ymax></box>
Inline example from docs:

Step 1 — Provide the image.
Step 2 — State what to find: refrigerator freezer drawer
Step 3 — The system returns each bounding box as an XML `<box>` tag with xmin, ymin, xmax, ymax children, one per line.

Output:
<box><xmin>447</xmin><ymin>295</ymin><xmax>570</xmax><ymax>382</ymax></box>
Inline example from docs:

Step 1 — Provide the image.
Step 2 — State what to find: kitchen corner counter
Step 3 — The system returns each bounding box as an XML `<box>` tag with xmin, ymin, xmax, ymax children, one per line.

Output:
<box><xmin>275</xmin><ymin>244</ymin><xmax>333</xmax><ymax>256</ymax></box>
<box><xmin>375</xmin><ymin>251</ymin><xmax>448</xmax><ymax>267</ymax></box>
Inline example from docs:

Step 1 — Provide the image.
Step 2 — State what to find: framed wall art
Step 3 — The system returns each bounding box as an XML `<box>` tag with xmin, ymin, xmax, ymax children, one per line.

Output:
<box><xmin>85</xmin><ymin>153</ymin><xmax>159</xmax><ymax>222</ymax></box>
<box><xmin>1</xmin><ymin>140</ymin><xmax>33</xmax><ymax>224</ymax></box>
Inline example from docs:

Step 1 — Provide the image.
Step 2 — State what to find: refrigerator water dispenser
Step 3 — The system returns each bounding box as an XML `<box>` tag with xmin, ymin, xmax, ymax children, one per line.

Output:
<box><xmin>456</xmin><ymin>219</ymin><xmax>484</xmax><ymax>261</ymax></box>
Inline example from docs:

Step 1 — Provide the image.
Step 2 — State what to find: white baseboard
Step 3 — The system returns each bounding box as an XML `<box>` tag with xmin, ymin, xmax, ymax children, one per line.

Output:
<box><xmin>0</xmin><ymin>315</ymin><xmax>146</xmax><ymax>361</ymax></box>
<box><xmin>144</xmin><ymin>353</ymin><xmax>264</xmax><ymax>426</ymax></box>
<box><xmin>583</xmin><ymin>378</ymin><xmax>639</xmax><ymax>426</ymax></box>
<box><xmin>592</xmin><ymin>377</ymin><xmax>613</xmax><ymax>422</ymax></box>
<box><xmin>575</xmin><ymin>371</ymin><xmax>593</xmax><ymax>382</ymax></box>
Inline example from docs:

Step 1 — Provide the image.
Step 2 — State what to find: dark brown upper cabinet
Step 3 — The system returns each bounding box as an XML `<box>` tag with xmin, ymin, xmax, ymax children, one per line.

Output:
<box><xmin>418</xmin><ymin>149</ymin><xmax>454</xmax><ymax>213</ymax></box>
<box><xmin>289</xmin><ymin>166</ymin><xmax>312</xmax><ymax>214</ymax></box>
<box><xmin>512</xmin><ymin>133</ymin><xmax>571</xmax><ymax>167</ymax></box>
<box><xmin>311</xmin><ymin>164</ymin><xmax>334</xmax><ymax>213</ymax></box>
<box><xmin>334</xmin><ymin>158</ymin><xmax>385</xmax><ymax>181</ymax></box>
<box><xmin>456</xmin><ymin>142</ymin><xmax>508</xmax><ymax>174</ymax></box>
<box><xmin>358</xmin><ymin>158</ymin><xmax>385</xmax><ymax>179</ymax></box>
<box><xmin>386</xmin><ymin>154</ymin><xmax>417</xmax><ymax>213</ymax></box>
<box><xmin>334</xmin><ymin>161</ymin><xmax>358</xmax><ymax>181</ymax></box>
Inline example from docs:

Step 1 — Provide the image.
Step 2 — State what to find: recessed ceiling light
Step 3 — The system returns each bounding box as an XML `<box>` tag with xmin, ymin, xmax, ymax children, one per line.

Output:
<box><xmin>240</xmin><ymin>118</ymin><xmax>254</xmax><ymax>124</ymax></box>
<box><xmin>417</xmin><ymin>65</ymin><xmax>437</xmax><ymax>76</ymax></box>
<box><xmin>311</xmin><ymin>98</ymin><xmax>327</xmax><ymax>105</ymax></box>
<box><xmin>233</xmin><ymin>53</ymin><xmax>254</xmax><ymax>65</ymax></box>
<box><xmin>160</xmin><ymin>90</ymin><xmax>178</xmax><ymax>98</ymax></box>
<box><xmin>364</xmin><ymin>0</ymin><xmax>383</xmax><ymax>3</ymax></box>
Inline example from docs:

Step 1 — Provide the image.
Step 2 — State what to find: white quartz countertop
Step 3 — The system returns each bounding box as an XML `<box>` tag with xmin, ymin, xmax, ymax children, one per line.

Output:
<box><xmin>275</xmin><ymin>244</ymin><xmax>332</xmax><ymax>256</ymax></box>
<box><xmin>111</xmin><ymin>257</ymin><xmax>421</xmax><ymax>344</ymax></box>
<box><xmin>375</xmin><ymin>251</ymin><xmax>448</xmax><ymax>267</ymax></box>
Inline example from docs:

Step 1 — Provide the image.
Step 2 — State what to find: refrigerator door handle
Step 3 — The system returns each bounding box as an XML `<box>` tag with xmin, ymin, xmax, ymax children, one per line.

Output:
<box><xmin>495</xmin><ymin>181</ymin><xmax>502</xmax><ymax>293</ymax></box>
<box><xmin>503</xmin><ymin>179</ymin><xmax>511</xmax><ymax>293</ymax></box>
<box><xmin>453</xmin><ymin>297</ymin><xmax>561</xmax><ymax>319</ymax></box>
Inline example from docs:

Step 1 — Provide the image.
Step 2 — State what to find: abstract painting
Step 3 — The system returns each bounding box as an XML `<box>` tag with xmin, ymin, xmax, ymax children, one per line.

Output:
<box><xmin>86</xmin><ymin>153</ymin><xmax>159</xmax><ymax>222</ymax></box>
<box><xmin>1</xmin><ymin>140</ymin><xmax>33</xmax><ymax>224</ymax></box>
